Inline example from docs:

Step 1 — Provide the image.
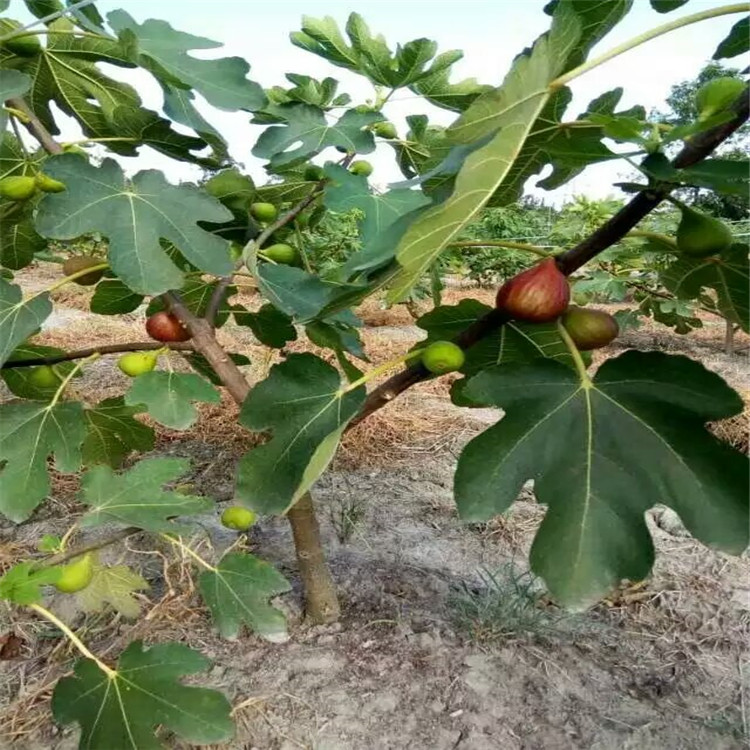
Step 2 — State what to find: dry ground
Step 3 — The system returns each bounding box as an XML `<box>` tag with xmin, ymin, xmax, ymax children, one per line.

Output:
<box><xmin>1</xmin><ymin>263</ymin><xmax>749</xmax><ymax>749</ymax></box>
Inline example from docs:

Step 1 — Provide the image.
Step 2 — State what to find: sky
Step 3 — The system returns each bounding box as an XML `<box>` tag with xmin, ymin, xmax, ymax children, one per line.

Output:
<box><xmin>11</xmin><ymin>0</ymin><xmax>749</xmax><ymax>204</ymax></box>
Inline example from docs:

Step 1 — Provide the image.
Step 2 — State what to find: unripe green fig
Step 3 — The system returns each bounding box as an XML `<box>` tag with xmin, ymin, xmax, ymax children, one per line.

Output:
<box><xmin>118</xmin><ymin>352</ymin><xmax>158</xmax><ymax>377</ymax></box>
<box><xmin>303</xmin><ymin>164</ymin><xmax>326</xmax><ymax>182</ymax></box>
<box><xmin>0</xmin><ymin>19</ymin><xmax>41</xmax><ymax>57</ymax></box>
<box><xmin>373</xmin><ymin>121</ymin><xmax>397</xmax><ymax>139</ymax></box>
<box><xmin>0</xmin><ymin>176</ymin><xmax>38</xmax><ymax>201</ymax></box>
<box><xmin>495</xmin><ymin>258</ymin><xmax>570</xmax><ymax>322</ymax></box>
<box><xmin>146</xmin><ymin>311</ymin><xmax>191</xmax><ymax>342</ymax></box>
<box><xmin>421</xmin><ymin>341</ymin><xmax>465</xmax><ymax>374</ymax></box>
<box><xmin>221</xmin><ymin>506</ymin><xmax>257</xmax><ymax>531</ymax></box>
<box><xmin>28</xmin><ymin>365</ymin><xmax>59</xmax><ymax>389</ymax></box>
<box><xmin>54</xmin><ymin>554</ymin><xmax>95</xmax><ymax>594</ymax></box>
<box><xmin>35</xmin><ymin>172</ymin><xmax>66</xmax><ymax>193</ymax></box>
<box><xmin>695</xmin><ymin>77</ymin><xmax>746</xmax><ymax>120</ymax></box>
<box><xmin>675</xmin><ymin>204</ymin><xmax>733</xmax><ymax>258</ymax></box>
<box><xmin>349</xmin><ymin>160</ymin><xmax>373</xmax><ymax>177</ymax></box>
<box><xmin>229</xmin><ymin>242</ymin><xmax>244</xmax><ymax>262</ymax></box>
<box><xmin>262</xmin><ymin>243</ymin><xmax>300</xmax><ymax>265</ymax></box>
<box><xmin>561</xmin><ymin>306</ymin><xmax>619</xmax><ymax>351</ymax></box>
<box><xmin>62</xmin><ymin>256</ymin><xmax>105</xmax><ymax>285</ymax></box>
<box><xmin>250</xmin><ymin>202</ymin><xmax>278</xmax><ymax>223</ymax></box>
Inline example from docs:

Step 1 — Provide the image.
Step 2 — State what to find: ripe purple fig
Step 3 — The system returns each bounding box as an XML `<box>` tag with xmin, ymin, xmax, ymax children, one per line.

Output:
<box><xmin>561</xmin><ymin>306</ymin><xmax>619</xmax><ymax>350</ymax></box>
<box><xmin>495</xmin><ymin>258</ymin><xmax>570</xmax><ymax>323</ymax></box>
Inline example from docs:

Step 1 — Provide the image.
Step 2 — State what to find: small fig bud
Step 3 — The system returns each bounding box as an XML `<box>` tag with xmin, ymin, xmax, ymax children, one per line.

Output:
<box><xmin>35</xmin><ymin>173</ymin><xmax>66</xmax><ymax>193</ymax></box>
<box><xmin>695</xmin><ymin>77</ymin><xmax>745</xmax><ymax>121</ymax></box>
<box><xmin>495</xmin><ymin>258</ymin><xmax>570</xmax><ymax>323</ymax></box>
<box><xmin>561</xmin><ymin>306</ymin><xmax>619</xmax><ymax>351</ymax></box>
<box><xmin>421</xmin><ymin>341</ymin><xmax>465</xmax><ymax>374</ymax></box>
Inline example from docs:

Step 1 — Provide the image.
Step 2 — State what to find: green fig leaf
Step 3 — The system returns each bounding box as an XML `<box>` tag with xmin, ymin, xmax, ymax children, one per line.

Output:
<box><xmin>77</xmin><ymin>564</ymin><xmax>149</xmax><ymax>619</ymax></box>
<box><xmin>79</xmin><ymin>457</ymin><xmax>212</xmax><ymax>532</ymax></box>
<box><xmin>34</xmin><ymin>156</ymin><xmax>233</xmax><ymax>296</ymax></box>
<box><xmin>90</xmin><ymin>279</ymin><xmax>143</xmax><ymax>315</ymax></box>
<box><xmin>52</xmin><ymin>641</ymin><xmax>234</xmax><ymax>749</ymax></box>
<box><xmin>124</xmin><ymin>371</ymin><xmax>221</xmax><ymax>430</ymax></box>
<box><xmin>0</xmin><ymin>206</ymin><xmax>48</xmax><ymax>270</ymax></box>
<box><xmin>0</xmin><ymin>279</ymin><xmax>52</xmax><ymax>368</ymax></box>
<box><xmin>713</xmin><ymin>16</ymin><xmax>749</xmax><ymax>59</ymax></box>
<box><xmin>0</xmin><ymin>562</ymin><xmax>61</xmax><ymax>605</ymax></box>
<box><xmin>198</xmin><ymin>552</ymin><xmax>291</xmax><ymax>642</ymax></box>
<box><xmin>232</xmin><ymin>303</ymin><xmax>297</xmax><ymax>348</ymax></box>
<box><xmin>455</xmin><ymin>351</ymin><xmax>749</xmax><ymax>608</ymax></box>
<box><xmin>82</xmin><ymin>397</ymin><xmax>155</xmax><ymax>468</ymax></box>
<box><xmin>0</xmin><ymin>400</ymin><xmax>85</xmax><ymax>521</ymax></box>
<box><xmin>235</xmin><ymin>353</ymin><xmax>365</xmax><ymax>514</ymax></box>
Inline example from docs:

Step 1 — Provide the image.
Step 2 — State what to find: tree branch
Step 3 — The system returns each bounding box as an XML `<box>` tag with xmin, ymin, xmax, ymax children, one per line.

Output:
<box><xmin>6</xmin><ymin>98</ymin><xmax>63</xmax><ymax>155</ymax></box>
<box><xmin>350</xmin><ymin>86</ymin><xmax>750</xmax><ymax>429</ymax></box>
<box><xmin>37</xmin><ymin>527</ymin><xmax>141</xmax><ymax>568</ymax></box>
<box><xmin>1</xmin><ymin>341</ymin><xmax>194</xmax><ymax>369</ymax></box>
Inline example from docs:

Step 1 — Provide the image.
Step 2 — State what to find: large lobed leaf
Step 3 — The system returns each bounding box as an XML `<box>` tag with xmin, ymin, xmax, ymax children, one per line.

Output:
<box><xmin>52</xmin><ymin>641</ymin><xmax>234</xmax><ymax>749</ymax></box>
<box><xmin>199</xmin><ymin>552</ymin><xmax>291</xmax><ymax>642</ymax></box>
<box><xmin>0</xmin><ymin>279</ymin><xmax>51</xmax><ymax>367</ymax></box>
<box><xmin>34</xmin><ymin>155</ymin><xmax>233</xmax><ymax>295</ymax></box>
<box><xmin>455</xmin><ymin>351</ymin><xmax>749</xmax><ymax>608</ymax></box>
<box><xmin>0</xmin><ymin>400</ymin><xmax>85</xmax><ymax>522</ymax></box>
<box><xmin>79</xmin><ymin>457</ymin><xmax>212</xmax><ymax>532</ymax></box>
<box><xmin>235</xmin><ymin>354</ymin><xmax>365</xmax><ymax>514</ymax></box>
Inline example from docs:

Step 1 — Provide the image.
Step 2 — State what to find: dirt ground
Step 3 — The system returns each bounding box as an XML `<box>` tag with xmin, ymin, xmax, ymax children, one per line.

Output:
<box><xmin>1</xmin><ymin>263</ymin><xmax>749</xmax><ymax>750</ymax></box>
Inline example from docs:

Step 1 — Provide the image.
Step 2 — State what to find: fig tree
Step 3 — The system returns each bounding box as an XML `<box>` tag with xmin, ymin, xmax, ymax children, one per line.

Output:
<box><xmin>62</xmin><ymin>256</ymin><xmax>105</xmax><ymax>285</ymax></box>
<box><xmin>349</xmin><ymin>160</ymin><xmax>373</xmax><ymax>177</ymax></box>
<box><xmin>221</xmin><ymin>506</ymin><xmax>257</xmax><ymax>531</ymax></box>
<box><xmin>561</xmin><ymin>306</ymin><xmax>619</xmax><ymax>351</ymax></box>
<box><xmin>28</xmin><ymin>365</ymin><xmax>59</xmax><ymax>389</ymax></box>
<box><xmin>0</xmin><ymin>175</ymin><xmax>37</xmax><ymax>201</ymax></box>
<box><xmin>145</xmin><ymin>311</ymin><xmax>191</xmax><ymax>342</ymax></box>
<box><xmin>421</xmin><ymin>341</ymin><xmax>465</xmax><ymax>374</ymax></box>
<box><xmin>495</xmin><ymin>258</ymin><xmax>570</xmax><ymax>322</ymax></box>
<box><xmin>54</xmin><ymin>554</ymin><xmax>94</xmax><ymax>594</ymax></box>
<box><xmin>262</xmin><ymin>243</ymin><xmax>300</xmax><ymax>265</ymax></box>
<box><xmin>118</xmin><ymin>352</ymin><xmax>159</xmax><ymax>377</ymax></box>
<box><xmin>250</xmin><ymin>202</ymin><xmax>278</xmax><ymax>223</ymax></box>
<box><xmin>675</xmin><ymin>204</ymin><xmax>733</xmax><ymax>258</ymax></box>
<box><xmin>35</xmin><ymin>173</ymin><xmax>66</xmax><ymax>193</ymax></box>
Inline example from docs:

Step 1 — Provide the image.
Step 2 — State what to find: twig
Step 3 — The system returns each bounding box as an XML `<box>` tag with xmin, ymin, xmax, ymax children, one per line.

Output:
<box><xmin>37</xmin><ymin>527</ymin><xmax>141</xmax><ymax>568</ymax></box>
<box><xmin>6</xmin><ymin>99</ymin><xmax>63</xmax><ymax>155</ymax></box>
<box><xmin>1</xmin><ymin>341</ymin><xmax>194</xmax><ymax>369</ymax></box>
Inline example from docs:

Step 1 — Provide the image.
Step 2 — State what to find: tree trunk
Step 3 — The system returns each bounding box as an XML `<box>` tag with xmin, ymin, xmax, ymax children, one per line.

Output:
<box><xmin>287</xmin><ymin>493</ymin><xmax>341</xmax><ymax>623</ymax></box>
<box><xmin>724</xmin><ymin>319</ymin><xmax>735</xmax><ymax>356</ymax></box>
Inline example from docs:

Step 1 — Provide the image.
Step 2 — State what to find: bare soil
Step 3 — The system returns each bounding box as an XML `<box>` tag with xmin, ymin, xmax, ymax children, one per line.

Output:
<box><xmin>1</xmin><ymin>263</ymin><xmax>749</xmax><ymax>749</ymax></box>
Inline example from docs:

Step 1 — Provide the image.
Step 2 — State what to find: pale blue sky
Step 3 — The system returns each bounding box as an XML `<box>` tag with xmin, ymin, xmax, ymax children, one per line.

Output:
<box><xmin>11</xmin><ymin>0</ymin><xmax>749</xmax><ymax>202</ymax></box>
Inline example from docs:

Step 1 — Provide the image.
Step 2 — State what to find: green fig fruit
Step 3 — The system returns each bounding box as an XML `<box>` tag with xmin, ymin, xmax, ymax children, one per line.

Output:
<box><xmin>118</xmin><ymin>352</ymin><xmax>158</xmax><ymax>377</ymax></box>
<box><xmin>54</xmin><ymin>553</ymin><xmax>95</xmax><ymax>593</ymax></box>
<box><xmin>349</xmin><ymin>160</ymin><xmax>373</xmax><ymax>177</ymax></box>
<box><xmin>262</xmin><ymin>243</ymin><xmax>300</xmax><ymax>265</ymax></box>
<box><xmin>303</xmin><ymin>164</ymin><xmax>326</xmax><ymax>182</ymax></box>
<box><xmin>421</xmin><ymin>341</ymin><xmax>465</xmax><ymax>374</ymax></box>
<box><xmin>561</xmin><ymin>306</ymin><xmax>619</xmax><ymax>351</ymax></box>
<box><xmin>0</xmin><ymin>175</ymin><xmax>38</xmax><ymax>201</ymax></box>
<box><xmin>62</xmin><ymin>256</ymin><xmax>106</xmax><ymax>285</ymax></box>
<box><xmin>675</xmin><ymin>204</ymin><xmax>733</xmax><ymax>258</ymax></box>
<box><xmin>373</xmin><ymin>121</ymin><xmax>397</xmax><ymax>139</ymax></box>
<box><xmin>250</xmin><ymin>202</ymin><xmax>278</xmax><ymax>223</ymax></box>
<box><xmin>35</xmin><ymin>173</ymin><xmax>66</xmax><ymax>193</ymax></box>
<box><xmin>221</xmin><ymin>506</ymin><xmax>257</xmax><ymax>531</ymax></box>
<box><xmin>229</xmin><ymin>242</ymin><xmax>244</xmax><ymax>262</ymax></box>
<box><xmin>695</xmin><ymin>77</ymin><xmax>746</xmax><ymax>120</ymax></box>
<box><xmin>28</xmin><ymin>365</ymin><xmax>59</xmax><ymax>389</ymax></box>
<box><xmin>0</xmin><ymin>19</ymin><xmax>41</xmax><ymax>57</ymax></box>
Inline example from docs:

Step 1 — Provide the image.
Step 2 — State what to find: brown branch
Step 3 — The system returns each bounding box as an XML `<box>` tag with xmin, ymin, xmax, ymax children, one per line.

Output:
<box><xmin>6</xmin><ymin>98</ymin><xmax>63</xmax><ymax>155</ymax></box>
<box><xmin>2</xmin><ymin>341</ymin><xmax>194</xmax><ymax>369</ymax></box>
<box><xmin>351</xmin><ymin>86</ymin><xmax>750</xmax><ymax>428</ymax></box>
